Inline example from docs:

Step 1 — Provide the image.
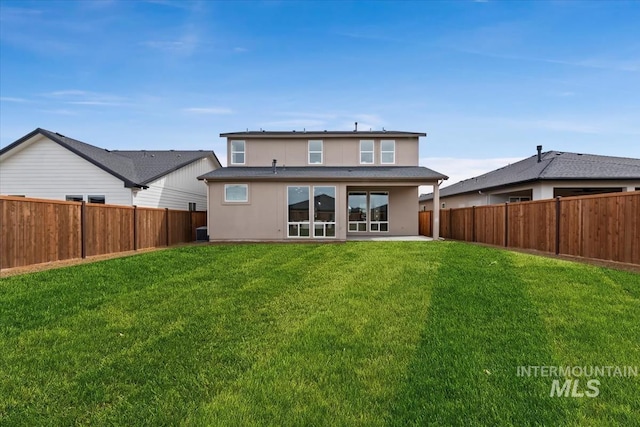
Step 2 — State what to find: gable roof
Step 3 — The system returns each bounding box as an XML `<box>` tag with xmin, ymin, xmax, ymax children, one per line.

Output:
<box><xmin>220</xmin><ymin>130</ymin><xmax>426</xmax><ymax>138</ymax></box>
<box><xmin>420</xmin><ymin>150</ymin><xmax>640</xmax><ymax>201</ymax></box>
<box><xmin>1</xmin><ymin>128</ymin><xmax>221</xmax><ymax>188</ymax></box>
<box><xmin>198</xmin><ymin>166</ymin><xmax>447</xmax><ymax>182</ymax></box>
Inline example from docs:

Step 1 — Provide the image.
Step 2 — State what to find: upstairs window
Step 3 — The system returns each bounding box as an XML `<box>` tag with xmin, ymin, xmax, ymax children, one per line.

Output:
<box><xmin>380</xmin><ymin>140</ymin><xmax>395</xmax><ymax>164</ymax></box>
<box><xmin>308</xmin><ymin>140</ymin><xmax>323</xmax><ymax>164</ymax></box>
<box><xmin>360</xmin><ymin>140</ymin><xmax>374</xmax><ymax>164</ymax></box>
<box><xmin>231</xmin><ymin>140</ymin><xmax>245</xmax><ymax>165</ymax></box>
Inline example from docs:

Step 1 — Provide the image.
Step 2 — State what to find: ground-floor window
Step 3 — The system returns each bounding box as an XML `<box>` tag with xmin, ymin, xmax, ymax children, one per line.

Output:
<box><xmin>313</xmin><ymin>186</ymin><xmax>336</xmax><ymax>237</ymax></box>
<box><xmin>288</xmin><ymin>186</ymin><xmax>336</xmax><ymax>238</ymax></box>
<box><xmin>348</xmin><ymin>191</ymin><xmax>389</xmax><ymax>232</ymax></box>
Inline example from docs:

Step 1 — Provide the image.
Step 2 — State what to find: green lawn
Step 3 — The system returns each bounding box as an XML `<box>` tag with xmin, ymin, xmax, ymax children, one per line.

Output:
<box><xmin>1</xmin><ymin>242</ymin><xmax>638</xmax><ymax>426</ymax></box>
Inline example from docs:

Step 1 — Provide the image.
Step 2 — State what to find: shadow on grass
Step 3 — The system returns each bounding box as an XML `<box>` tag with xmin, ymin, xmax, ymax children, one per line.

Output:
<box><xmin>388</xmin><ymin>243</ymin><xmax>577</xmax><ymax>426</ymax></box>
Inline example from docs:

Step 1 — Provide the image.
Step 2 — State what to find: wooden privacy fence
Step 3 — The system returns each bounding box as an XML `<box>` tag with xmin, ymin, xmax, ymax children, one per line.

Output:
<box><xmin>0</xmin><ymin>196</ymin><xmax>207</xmax><ymax>269</ymax></box>
<box><xmin>419</xmin><ymin>191</ymin><xmax>640</xmax><ymax>265</ymax></box>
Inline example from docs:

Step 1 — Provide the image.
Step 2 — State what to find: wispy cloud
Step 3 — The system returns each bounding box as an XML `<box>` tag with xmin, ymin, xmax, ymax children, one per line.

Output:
<box><xmin>39</xmin><ymin>109</ymin><xmax>78</xmax><ymax>116</ymax></box>
<box><xmin>420</xmin><ymin>156</ymin><xmax>522</xmax><ymax>191</ymax></box>
<box><xmin>41</xmin><ymin>90</ymin><xmax>129</xmax><ymax>107</ymax></box>
<box><xmin>183</xmin><ymin>107</ymin><xmax>233</xmax><ymax>114</ymax></box>
<box><xmin>260</xmin><ymin>119</ymin><xmax>326</xmax><ymax>129</ymax></box>
<box><xmin>140</xmin><ymin>34</ymin><xmax>200</xmax><ymax>55</ymax></box>
<box><xmin>0</xmin><ymin>97</ymin><xmax>29</xmax><ymax>103</ymax></box>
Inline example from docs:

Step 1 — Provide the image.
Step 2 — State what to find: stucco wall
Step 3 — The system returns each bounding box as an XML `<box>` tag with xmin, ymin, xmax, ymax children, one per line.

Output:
<box><xmin>207</xmin><ymin>182</ymin><xmax>420</xmax><ymax>241</ymax></box>
<box><xmin>228</xmin><ymin>137</ymin><xmax>419</xmax><ymax>167</ymax></box>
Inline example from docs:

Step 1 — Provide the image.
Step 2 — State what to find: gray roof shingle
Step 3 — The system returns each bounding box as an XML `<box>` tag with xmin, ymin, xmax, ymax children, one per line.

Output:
<box><xmin>198</xmin><ymin>166</ymin><xmax>447</xmax><ymax>182</ymax></box>
<box><xmin>419</xmin><ymin>150</ymin><xmax>640</xmax><ymax>201</ymax></box>
<box><xmin>1</xmin><ymin>128</ymin><xmax>221</xmax><ymax>188</ymax></box>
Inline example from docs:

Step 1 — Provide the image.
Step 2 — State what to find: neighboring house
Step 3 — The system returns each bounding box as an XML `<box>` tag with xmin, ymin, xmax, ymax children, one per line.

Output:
<box><xmin>0</xmin><ymin>128</ymin><xmax>221</xmax><ymax>210</ymax></box>
<box><xmin>419</xmin><ymin>146</ymin><xmax>640</xmax><ymax>210</ymax></box>
<box><xmin>198</xmin><ymin>129</ymin><xmax>448</xmax><ymax>241</ymax></box>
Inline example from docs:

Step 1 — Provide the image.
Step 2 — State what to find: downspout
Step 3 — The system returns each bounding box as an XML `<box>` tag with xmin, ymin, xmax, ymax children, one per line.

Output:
<box><xmin>433</xmin><ymin>180</ymin><xmax>440</xmax><ymax>239</ymax></box>
<box><xmin>204</xmin><ymin>179</ymin><xmax>210</xmax><ymax>242</ymax></box>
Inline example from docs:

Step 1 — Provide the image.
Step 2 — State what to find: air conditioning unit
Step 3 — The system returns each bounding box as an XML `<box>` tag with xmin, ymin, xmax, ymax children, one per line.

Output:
<box><xmin>196</xmin><ymin>226</ymin><xmax>208</xmax><ymax>242</ymax></box>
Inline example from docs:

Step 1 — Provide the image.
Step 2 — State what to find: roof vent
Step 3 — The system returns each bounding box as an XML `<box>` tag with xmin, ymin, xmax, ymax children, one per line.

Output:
<box><xmin>537</xmin><ymin>145</ymin><xmax>542</xmax><ymax>163</ymax></box>
<box><xmin>354</xmin><ymin>122</ymin><xmax>358</xmax><ymax>132</ymax></box>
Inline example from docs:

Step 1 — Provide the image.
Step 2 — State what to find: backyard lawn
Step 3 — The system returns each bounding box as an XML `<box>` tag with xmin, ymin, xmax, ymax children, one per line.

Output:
<box><xmin>1</xmin><ymin>241</ymin><xmax>638</xmax><ymax>426</ymax></box>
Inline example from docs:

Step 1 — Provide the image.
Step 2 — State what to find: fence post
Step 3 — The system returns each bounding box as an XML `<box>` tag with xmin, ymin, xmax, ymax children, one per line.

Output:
<box><xmin>133</xmin><ymin>205</ymin><xmax>138</xmax><ymax>251</ymax></box>
<box><xmin>165</xmin><ymin>208</ymin><xmax>170</xmax><ymax>246</ymax></box>
<box><xmin>504</xmin><ymin>202</ymin><xmax>509</xmax><ymax>247</ymax></box>
<box><xmin>472</xmin><ymin>206</ymin><xmax>476</xmax><ymax>242</ymax></box>
<box><xmin>81</xmin><ymin>201</ymin><xmax>87</xmax><ymax>259</ymax></box>
<box><xmin>449</xmin><ymin>208</ymin><xmax>453</xmax><ymax>239</ymax></box>
<box><xmin>555</xmin><ymin>196</ymin><xmax>561</xmax><ymax>255</ymax></box>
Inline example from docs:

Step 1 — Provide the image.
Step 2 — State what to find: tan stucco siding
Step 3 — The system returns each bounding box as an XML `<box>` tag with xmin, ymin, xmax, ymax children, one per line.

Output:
<box><xmin>207</xmin><ymin>182</ymin><xmax>420</xmax><ymax>241</ymax></box>
<box><xmin>208</xmin><ymin>181</ymin><xmax>348</xmax><ymax>241</ymax></box>
<box><xmin>229</xmin><ymin>137</ymin><xmax>420</xmax><ymax>167</ymax></box>
<box><xmin>346</xmin><ymin>186</ymin><xmax>419</xmax><ymax>237</ymax></box>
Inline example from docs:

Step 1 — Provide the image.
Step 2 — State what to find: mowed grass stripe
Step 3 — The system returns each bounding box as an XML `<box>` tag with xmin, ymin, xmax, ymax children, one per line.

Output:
<box><xmin>193</xmin><ymin>243</ymin><xmax>443</xmax><ymax>426</ymax></box>
<box><xmin>516</xmin><ymin>255</ymin><xmax>640</xmax><ymax>425</ymax></box>
<box><xmin>1</xmin><ymin>242</ymin><xmax>638</xmax><ymax>426</ymax></box>
<box><xmin>2</xmin><ymin>245</ymin><xmax>324</xmax><ymax>425</ymax></box>
<box><xmin>390</xmin><ymin>243</ymin><xmax>575</xmax><ymax>426</ymax></box>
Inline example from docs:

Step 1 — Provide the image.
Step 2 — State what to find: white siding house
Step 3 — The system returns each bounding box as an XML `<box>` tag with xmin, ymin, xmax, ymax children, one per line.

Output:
<box><xmin>132</xmin><ymin>157</ymin><xmax>217</xmax><ymax>211</ymax></box>
<box><xmin>0</xmin><ymin>128</ymin><xmax>221</xmax><ymax>209</ymax></box>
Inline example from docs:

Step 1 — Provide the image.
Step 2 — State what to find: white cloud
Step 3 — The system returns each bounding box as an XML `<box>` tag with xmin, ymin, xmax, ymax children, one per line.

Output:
<box><xmin>183</xmin><ymin>107</ymin><xmax>233</xmax><ymax>114</ymax></box>
<box><xmin>0</xmin><ymin>97</ymin><xmax>29</xmax><ymax>103</ymax></box>
<box><xmin>41</xmin><ymin>90</ymin><xmax>128</xmax><ymax>107</ymax></box>
<box><xmin>419</xmin><ymin>156</ymin><xmax>522</xmax><ymax>194</ymax></box>
<box><xmin>260</xmin><ymin>119</ymin><xmax>326</xmax><ymax>129</ymax></box>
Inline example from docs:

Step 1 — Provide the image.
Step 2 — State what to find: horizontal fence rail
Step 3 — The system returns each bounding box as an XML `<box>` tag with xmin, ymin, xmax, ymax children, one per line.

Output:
<box><xmin>419</xmin><ymin>191</ymin><xmax>640</xmax><ymax>265</ymax></box>
<box><xmin>0</xmin><ymin>196</ymin><xmax>207</xmax><ymax>270</ymax></box>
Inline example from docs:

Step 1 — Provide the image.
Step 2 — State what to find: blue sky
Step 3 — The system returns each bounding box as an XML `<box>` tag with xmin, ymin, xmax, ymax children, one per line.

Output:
<box><xmin>1</xmin><ymin>0</ymin><xmax>639</xmax><ymax>186</ymax></box>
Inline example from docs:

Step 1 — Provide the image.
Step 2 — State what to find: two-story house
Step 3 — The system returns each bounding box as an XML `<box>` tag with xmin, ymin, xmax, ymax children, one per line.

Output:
<box><xmin>198</xmin><ymin>129</ymin><xmax>448</xmax><ymax>241</ymax></box>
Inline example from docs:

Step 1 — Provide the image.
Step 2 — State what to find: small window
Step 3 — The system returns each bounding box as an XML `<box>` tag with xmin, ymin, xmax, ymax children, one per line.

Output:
<box><xmin>380</xmin><ymin>140</ymin><xmax>395</xmax><ymax>164</ymax></box>
<box><xmin>66</xmin><ymin>195</ymin><xmax>83</xmax><ymax>202</ymax></box>
<box><xmin>188</xmin><ymin>202</ymin><xmax>197</xmax><ymax>211</ymax></box>
<box><xmin>360</xmin><ymin>140</ymin><xmax>374</xmax><ymax>164</ymax></box>
<box><xmin>231</xmin><ymin>140</ymin><xmax>245</xmax><ymax>165</ymax></box>
<box><xmin>224</xmin><ymin>184</ymin><xmax>248</xmax><ymax>202</ymax></box>
<box><xmin>88</xmin><ymin>195</ymin><xmax>105</xmax><ymax>204</ymax></box>
<box><xmin>9</xmin><ymin>195</ymin><xmax>25</xmax><ymax>197</ymax></box>
<box><xmin>308</xmin><ymin>140</ymin><xmax>323</xmax><ymax>164</ymax></box>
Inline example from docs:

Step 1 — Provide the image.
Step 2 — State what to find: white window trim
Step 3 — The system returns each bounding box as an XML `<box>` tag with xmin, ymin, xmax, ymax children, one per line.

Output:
<box><xmin>224</xmin><ymin>183</ymin><xmax>249</xmax><ymax>203</ymax></box>
<box><xmin>287</xmin><ymin>185</ymin><xmax>311</xmax><ymax>238</ymax></box>
<box><xmin>308</xmin><ymin>140</ymin><xmax>323</xmax><ymax>165</ymax></box>
<box><xmin>230</xmin><ymin>140</ymin><xmax>245</xmax><ymax>165</ymax></box>
<box><xmin>348</xmin><ymin>191</ymin><xmax>389</xmax><ymax>233</ymax></box>
<box><xmin>312</xmin><ymin>186</ymin><xmax>336</xmax><ymax>238</ymax></box>
<box><xmin>380</xmin><ymin>140</ymin><xmax>395</xmax><ymax>164</ymax></box>
<box><xmin>360</xmin><ymin>140</ymin><xmax>374</xmax><ymax>164</ymax></box>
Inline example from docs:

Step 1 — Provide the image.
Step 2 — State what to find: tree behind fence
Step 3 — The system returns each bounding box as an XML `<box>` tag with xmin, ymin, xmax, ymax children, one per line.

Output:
<box><xmin>0</xmin><ymin>196</ymin><xmax>207</xmax><ymax>269</ymax></box>
<box><xmin>419</xmin><ymin>191</ymin><xmax>640</xmax><ymax>265</ymax></box>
